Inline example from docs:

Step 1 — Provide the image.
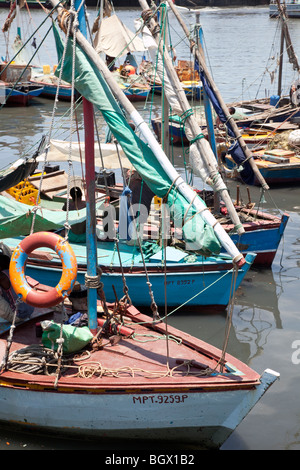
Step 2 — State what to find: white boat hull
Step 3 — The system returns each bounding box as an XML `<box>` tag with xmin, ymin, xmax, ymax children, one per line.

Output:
<box><xmin>0</xmin><ymin>369</ymin><xmax>278</xmax><ymax>448</ymax></box>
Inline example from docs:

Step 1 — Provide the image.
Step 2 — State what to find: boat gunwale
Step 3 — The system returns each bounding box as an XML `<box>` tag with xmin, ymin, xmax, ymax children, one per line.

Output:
<box><xmin>0</xmin><ymin>305</ymin><xmax>261</xmax><ymax>392</ymax></box>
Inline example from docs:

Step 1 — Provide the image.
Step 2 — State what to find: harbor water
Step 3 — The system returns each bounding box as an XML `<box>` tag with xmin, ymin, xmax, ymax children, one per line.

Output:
<box><xmin>0</xmin><ymin>5</ymin><xmax>300</xmax><ymax>451</ymax></box>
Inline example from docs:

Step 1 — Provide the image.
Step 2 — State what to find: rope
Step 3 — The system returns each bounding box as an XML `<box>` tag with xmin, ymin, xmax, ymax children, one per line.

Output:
<box><xmin>30</xmin><ymin>9</ymin><xmax>73</xmax><ymax>235</ymax></box>
<box><xmin>6</xmin><ymin>345</ymin><xmax>63</xmax><ymax>375</ymax></box>
<box><xmin>63</xmin><ymin>5</ymin><xmax>79</xmax><ymax>241</ymax></box>
<box><xmin>53</xmin><ymin>303</ymin><xmax>69</xmax><ymax>387</ymax></box>
<box><xmin>219</xmin><ymin>264</ymin><xmax>239</xmax><ymax>372</ymax></box>
<box><xmin>114</xmin><ymin>238</ymin><xmax>132</xmax><ymax>306</ymax></box>
<box><xmin>190</xmin><ymin>133</ymin><xmax>205</xmax><ymax>145</ymax></box>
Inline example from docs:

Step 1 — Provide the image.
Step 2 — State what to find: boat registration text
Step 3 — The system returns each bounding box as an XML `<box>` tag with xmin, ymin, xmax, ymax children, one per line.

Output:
<box><xmin>132</xmin><ymin>394</ymin><xmax>188</xmax><ymax>404</ymax></box>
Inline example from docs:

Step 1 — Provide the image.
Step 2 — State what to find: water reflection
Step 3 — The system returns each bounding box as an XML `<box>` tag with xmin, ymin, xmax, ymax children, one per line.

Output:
<box><xmin>233</xmin><ymin>268</ymin><xmax>282</xmax><ymax>363</ymax></box>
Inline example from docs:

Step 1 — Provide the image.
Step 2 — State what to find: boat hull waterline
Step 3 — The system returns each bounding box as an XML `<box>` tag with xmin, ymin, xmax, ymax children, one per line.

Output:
<box><xmin>0</xmin><ymin>369</ymin><xmax>278</xmax><ymax>448</ymax></box>
<box><xmin>2</xmin><ymin>239</ymin><xmax>256</xmax><ymax>309</ymax></box>
<box><xmin>0</xmin><ymin>306</ymin><xmax>279</xmax><ymax>449</ymax></box>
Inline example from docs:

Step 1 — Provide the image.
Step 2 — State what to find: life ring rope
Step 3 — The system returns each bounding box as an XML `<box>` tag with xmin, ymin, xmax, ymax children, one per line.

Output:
<box><xmin>9</xmin><ymin>232</ymin><xmax>78</xmax><ymax>308</ymax></box>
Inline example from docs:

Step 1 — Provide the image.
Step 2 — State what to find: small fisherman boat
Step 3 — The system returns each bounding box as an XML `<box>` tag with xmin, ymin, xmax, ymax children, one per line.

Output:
<box><xmin>30</xmin><ymin>72</ymin><xmax>77</xmax><ymax>101</ymax></box>
<box><xmin>140</xmin><ymin>59</ymin><xmax>203</xmax><ymax>100</ymax></box>
<box><xmin>118</xmin><ymin>77</ymin><xmax>151</xmax><ymax>102</ymax></box>
<box><xmin>223</xmin><ymin>126</ymin><xmax>300</xmax><ymax>186</ymax></box>
<box><xmin>0</xmin><ymin>252</ymin><xmax>279</xmax><ymax>448</ymax></box>
<box><xmin>0</xmin><ymin>64</ymin><xmax>43</xmax><ymax>106</ymax></box>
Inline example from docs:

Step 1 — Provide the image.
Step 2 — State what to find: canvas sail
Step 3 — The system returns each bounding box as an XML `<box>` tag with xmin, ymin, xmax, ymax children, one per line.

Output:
<box><xmin>139</xmin><ymin>22</ymin><xmax>224</xmax><ymax>188</ymax></box>
<box><xmin>197</xmin><ymin>67</ymin><xmax>255</xmax><ymax>185</ymax></box>
<box><xmin>93</xmin><ymin>15</ymin><xmax>145</xmax><ymax>58</ymax></box>
<box><xmin>37</xmin><ymin>140</ymin><xmax>132</xmax><ymax>170</ymax></box>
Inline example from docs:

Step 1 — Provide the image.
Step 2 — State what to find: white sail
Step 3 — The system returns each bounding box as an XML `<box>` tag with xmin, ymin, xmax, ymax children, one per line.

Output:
<box><xmin>93</xmin><ymin>15</ymin><xmax>145</xmax><ymax>58</ymax></box>
<box><xmin>37</xmin><ymin>139</ymin><xmax>132</xmax><ymax>169</ymax></box>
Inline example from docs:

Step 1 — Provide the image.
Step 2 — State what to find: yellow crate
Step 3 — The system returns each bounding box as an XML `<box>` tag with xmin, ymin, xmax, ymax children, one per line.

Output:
<box><xmin>153</xmin><ymin>195</ymin><xmax>162</xmax><ymax>210</ymax></box>
<box><xmin>6</xmin><ymin>185</ymin><xmax>39</xmax><ymax>205</ymax></box>
<box><xmin>15</xmin><ymin>188</ymin><xmax>40</xmax><ymax>205</ymax></box>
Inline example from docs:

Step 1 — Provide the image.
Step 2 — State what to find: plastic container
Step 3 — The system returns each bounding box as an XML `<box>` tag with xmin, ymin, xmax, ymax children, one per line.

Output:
<box><xmin>270</xmin><ymin>95</ymin><xmax>280</xmax><ymax>107</ymax></box>
<box><xmin>43</xmin><ymin>64</ymin><xmax>51</xmax><ymax>75</ymax></box>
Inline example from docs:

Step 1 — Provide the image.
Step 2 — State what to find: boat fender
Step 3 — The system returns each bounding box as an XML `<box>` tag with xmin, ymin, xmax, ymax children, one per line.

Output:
<box><xmin>9</xmin><ymin>232</ymin><xmax>77</xmax><ymax>308</ymax></box>
<box><xmin>290</xmin><ymin>79</ymin><xmax>300</xmax><ymax>106</ymax></box>
<box><xmin>288</xmin><ymin>129</ymin><xmax>300</xmax><ymax>147</ymax></box>
<box><xmin>124</xmin><ymin>65</ymin><xmax>136</xmax><ymax>76</ymax></box>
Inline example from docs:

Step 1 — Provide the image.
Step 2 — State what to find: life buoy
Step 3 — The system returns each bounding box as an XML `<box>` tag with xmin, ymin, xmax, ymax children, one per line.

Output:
<box><xmin>9</xmin><ymin>232</ymin><xmax>77</xmax><ymax>308</ymax></box>
<box><xmin>124</xmin><ymin>65</ymin><xmax>136</xmax><ymax>76</ymax></box>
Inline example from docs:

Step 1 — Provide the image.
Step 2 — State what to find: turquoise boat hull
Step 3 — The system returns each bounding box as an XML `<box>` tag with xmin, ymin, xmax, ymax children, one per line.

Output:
<box><xmin>3</xmin><ymin>236</ymin><xmax>255</xmax><ymax>311</ymax></box>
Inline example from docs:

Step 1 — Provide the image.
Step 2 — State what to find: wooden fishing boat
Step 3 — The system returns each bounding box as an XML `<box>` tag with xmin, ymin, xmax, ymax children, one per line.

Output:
<box><xmin>0</xmin><ymin>230</ymin><xmax>256</xmax><ymax>311</ymax></box>
<box><xmin>0</xmin><ymin>64</ymin><xmax>44</xmax><ymax>106</ymax></box>
<box><xmin>224</xmin><ymin>147</ymin><xmax>300</xmax><ymax>186</ymax></box>
<box><xmin>139</xmin><ymin>59</ymin><xmax>203</xmax><ymax>100</ymax></box>
<box><xmin>227</xmin><ymin>98</ymin><xmax>300</xmax><ymax>129</ymax></box>
<box><xmin>0</xmin><ymin>80</ymin><xmax>43</xmax><ymax>105</ymax></box>
<box><xmin>119</xmin><ymin>80</ymin><xmax>151</xmax><ymax>102</ymax></box>
<box><xmin>30</xmin><ymin>74</ymin><xmax>78</xmax><ymax>101</ymax></box>
<box><xmin>0</xmin><ymin>275</ymin><xmax>279</xmax><ymax>448</ymax></box>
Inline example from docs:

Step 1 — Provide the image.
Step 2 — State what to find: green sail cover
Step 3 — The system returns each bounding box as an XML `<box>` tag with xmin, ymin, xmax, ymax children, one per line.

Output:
<box><xmin>0</xmin><ymin>195</ymin><xmax>86</xmax><ymax>239</ymax></box>
<box><xmin>55</xmin><ymin>36</ymin><xmax>221</xmax><ymax>256</ymax></box>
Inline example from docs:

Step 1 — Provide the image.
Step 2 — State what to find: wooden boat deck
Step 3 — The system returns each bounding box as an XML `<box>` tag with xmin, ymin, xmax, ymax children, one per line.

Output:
<box><xmin>0</xmin><ymin>304</ymin><xmax>261</xmax><ymax>393</ymax></box>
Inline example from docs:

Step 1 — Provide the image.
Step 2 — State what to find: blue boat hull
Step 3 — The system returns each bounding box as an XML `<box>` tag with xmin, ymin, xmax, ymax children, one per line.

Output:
<box><xmin>222</xmin><ymin>213</ymin><xmax>289</xmax><ymax>266</ymax></box>
<box><xmin>225</xmin><ymin>156</ymin><xmax>300</xmax><ymax>186</ymax></box>
<box><xmin>2</xmin><ymin>85</ymin><xmax>44</xmax><ymax>106</ymax></box>
<box><xmin>123</xmin><ymin>88</ymin><xmax>150</xmax><ymax>102</ymax></box>
<box><xmin>30</xmin><ymin>80</ymin><xmax>77</xmax><ymax>101</ymax></box>
<box><xmin>40</xmin><ymin>84</ymin><xmax>74</xmax><ymax>101</ymax></box>
<box><xmin>10</xmin><ymin>241</ymin><xmax>255</xmax><ymax>310</ymax></box>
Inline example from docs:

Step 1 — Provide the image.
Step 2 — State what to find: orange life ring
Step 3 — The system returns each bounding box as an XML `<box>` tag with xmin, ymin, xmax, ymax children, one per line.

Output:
<box><xmin>9</xmin><ymin>232</ymin><xmax>78</xmax><ymax>308</ymax></box>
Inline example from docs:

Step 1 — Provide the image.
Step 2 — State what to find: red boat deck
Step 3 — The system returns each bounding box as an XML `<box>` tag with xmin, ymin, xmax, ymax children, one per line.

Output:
<box><xmin>0</xmin><ymin>304</ymin><xmax>261</xmax><ymax>393</ymax></box>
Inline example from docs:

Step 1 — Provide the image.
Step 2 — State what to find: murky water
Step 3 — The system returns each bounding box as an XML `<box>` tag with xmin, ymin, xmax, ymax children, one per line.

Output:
<box><xmin>0</xmin><ymin>4</ymin><xmax>300</xmax><ymax>451</ymax></box>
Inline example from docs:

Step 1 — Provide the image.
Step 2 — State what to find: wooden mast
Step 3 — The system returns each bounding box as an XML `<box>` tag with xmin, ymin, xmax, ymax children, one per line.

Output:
<box><xmin>276</xmin><ymin>0</ymin><xmax>300</xmax><ymax>96</ymax></box>
<box><xmin>75</xmin><ymin>0</ymin><xmax>98</xmax><ymax>335</ymax></box>
<box><xmin>137</xmin><ymin>0</ymin><xmax>245</xmax><ymax>236</ymax></box>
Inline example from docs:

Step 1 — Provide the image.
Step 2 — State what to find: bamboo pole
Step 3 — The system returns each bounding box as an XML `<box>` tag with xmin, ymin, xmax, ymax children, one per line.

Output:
<box><xmin>137</xmin><ymin>0</ymin><xmax>245</xmax><ymax>235</ymax></box>
<box><xmin>165</xmin><ymin>0</ymin><xmax>269</xmax><ymax>191</ymax></box>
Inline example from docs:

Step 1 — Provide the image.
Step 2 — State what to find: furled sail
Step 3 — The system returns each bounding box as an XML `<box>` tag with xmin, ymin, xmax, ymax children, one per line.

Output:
<box><xmin>55</xmin><ymin>36</ymin><xmax>221</xmax><ymax>256</ymax></box>
<box><xmin>137</xmin><ymin>12</ymin><xmax>244</xmax><ymax>235</ymax></box>
<box><xmin>139</xmin><ymin>22</ymin><xmax>224</xmax><ymax>187</ymax></box>
<box><xmin>198</xmin><ymin>69</ymin><xmax>255</xmax><ymax>186</ymax></box>
<box><xmin>165</xmin><ymin>0</ymin><xmax>268</xmax><ymax>190</ymax></box>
